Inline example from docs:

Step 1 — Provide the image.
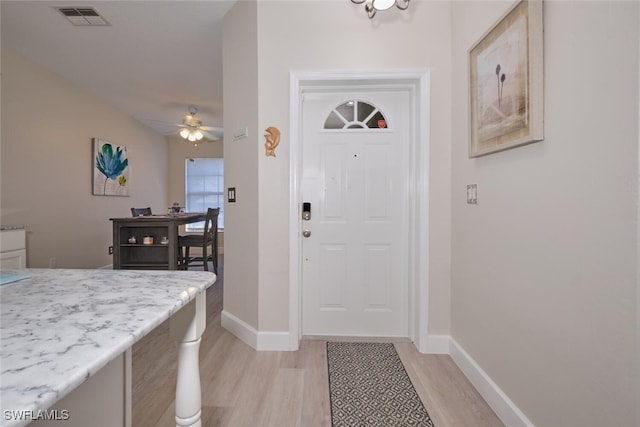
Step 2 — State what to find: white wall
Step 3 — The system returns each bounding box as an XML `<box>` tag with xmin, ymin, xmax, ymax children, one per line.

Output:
<box><xmin>222</xmin><ymin>1</ymin><xmax>260</xmax><ymax>329</ymax></box>
<box><xmin>256</xmin><ymin>0</ymin><xmax>453</xmax><ymax>333</ymax></box>
<box><xmin>1</xmin><ymin>48</ymin><xmax>168</xmax><ymax>268</ymax></box>
<box><xmin>637</xmin><ymin>6</ymin><xmax>640</xmax><ymax>425</ymax></box>
<box><xmin>222</xmin><ymin>0</ymin><xmax>452</xmax><ymax>334</ymax></box>
<box><xmin>451</xmin><ymin>1</ymin><xmax>639</xmax><ymax>425</ymax></box>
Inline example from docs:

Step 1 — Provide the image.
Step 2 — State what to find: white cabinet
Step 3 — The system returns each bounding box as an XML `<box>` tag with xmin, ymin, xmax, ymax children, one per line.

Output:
<box><xmin>0</xmin><ymin>228</ymin><xmax>26</xmax><ymax>269</ymax></box>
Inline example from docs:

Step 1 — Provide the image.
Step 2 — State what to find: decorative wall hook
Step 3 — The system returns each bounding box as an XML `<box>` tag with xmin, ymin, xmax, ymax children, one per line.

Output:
<box><xmin>264</xmin><ymin>126</ymin><xmax>281</xmax><ymax>157</ymax></box>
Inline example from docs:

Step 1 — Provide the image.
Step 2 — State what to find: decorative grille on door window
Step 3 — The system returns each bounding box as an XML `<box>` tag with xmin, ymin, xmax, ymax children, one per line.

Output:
<box><xmin>323</xmin><ymin>100</ymin><xmax>388</xmax><ymax>129</ymax></box>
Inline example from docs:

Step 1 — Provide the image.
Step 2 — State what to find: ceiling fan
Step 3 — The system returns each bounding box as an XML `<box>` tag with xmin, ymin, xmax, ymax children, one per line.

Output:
<box><xmin>175</xmin><ymin>105</ymin><xmax>222</xmax><ymax>145</ymax></box>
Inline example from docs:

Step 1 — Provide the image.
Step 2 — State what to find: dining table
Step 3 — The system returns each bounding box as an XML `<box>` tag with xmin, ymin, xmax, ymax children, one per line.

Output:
<box><xmin>110</xmin><ymin>212</ymin><xmax>206</xmax><ymax>270</ymax></box>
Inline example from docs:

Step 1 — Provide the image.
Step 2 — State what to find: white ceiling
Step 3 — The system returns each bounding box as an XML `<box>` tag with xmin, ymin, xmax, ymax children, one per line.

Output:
<box><xmin>1</xmin><ymin>0</ymin><xmax>236</xmax><ymax>137</ymax></box>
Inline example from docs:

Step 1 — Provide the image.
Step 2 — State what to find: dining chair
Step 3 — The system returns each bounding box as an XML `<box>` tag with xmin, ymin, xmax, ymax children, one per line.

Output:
<box><xmin>178</xmin><ymin>208</ymin><xmax>219</xmax><ymax>273</ymax></box>
<box><xmin>131</xmin><ymin>207</ymin><xmax>152</xmax><ymax>217</ymax></box>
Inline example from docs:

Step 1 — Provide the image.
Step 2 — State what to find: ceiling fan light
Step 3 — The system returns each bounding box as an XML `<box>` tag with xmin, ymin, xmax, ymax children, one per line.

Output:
<box><xmin>175</xmin><ymin>106</ymin><xmax>222</xmax><ymax>145</ymax></box>
<box><xmin>372</xmin><ymin>0</ymin><xmax>395</xmax><ymax>11</ymax></box>
<box><xmin>354</xmin><ymin>0</ymin><xmax>408</xmax><ymax>17</ymax></box>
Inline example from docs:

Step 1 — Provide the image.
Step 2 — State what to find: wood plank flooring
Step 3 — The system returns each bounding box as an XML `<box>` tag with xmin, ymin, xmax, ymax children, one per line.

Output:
<box><xmin>132</xmin><ymin>259</ymin><xmax>503</xmax><ymax>426</ymax></box>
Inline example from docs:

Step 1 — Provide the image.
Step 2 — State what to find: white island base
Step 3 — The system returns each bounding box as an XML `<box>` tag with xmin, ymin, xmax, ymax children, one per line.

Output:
<box><xmin>30</xmin><ymin>293</ymin><xmax>205</xmax><ymax>427</ymax></box>
<box><xmin>29</xmin><ymin>294</ymin><xmax>205</xmax><ymax>427</ymax></box>
<box><xmin>0</xmin><ymin>269</ymin><xmax>215</xmax><ymax>427</ymax></box>
<box><xmin>31</xmin><ymin>351</ymin><xmax>131</xmax><ymax>427</ymax></box>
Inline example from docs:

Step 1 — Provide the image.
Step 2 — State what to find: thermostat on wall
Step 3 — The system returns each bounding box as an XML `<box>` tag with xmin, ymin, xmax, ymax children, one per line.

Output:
<box><xmin>233</xmin><ymin>127</ymin><xmax>248</xmax><ymax>141</ymax></box>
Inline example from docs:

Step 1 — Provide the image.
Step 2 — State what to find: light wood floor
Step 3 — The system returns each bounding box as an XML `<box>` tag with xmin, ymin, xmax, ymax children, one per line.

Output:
<box><xmin>132</xmin><ymin>259</ymin><xmax>504</xmax><ymax>427</ymax></box>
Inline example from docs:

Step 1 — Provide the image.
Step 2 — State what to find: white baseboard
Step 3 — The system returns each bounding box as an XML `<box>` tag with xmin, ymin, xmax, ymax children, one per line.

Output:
<box><xmin>221</xmin><ymin>310</ymin><xmax>295</xmax><ymax>351</ymax></box>
<box><xmin>220</xmin><ymin>314</ymin><xmax>532</xmax><ymax>425</ymax></box>
<box><xmin>418</xmin><ymin>334</ymin><xmax>450</xmax><ymax>354</ymax></box>
<box><xmin>221</xmin><ymin>310</ymin><xmax>257</xmax><ymax>348</ymax></box>
<box><xmin>449</xmin><ymin>338</ymin><xmax>534</xmax><ymax>427</ymax></box>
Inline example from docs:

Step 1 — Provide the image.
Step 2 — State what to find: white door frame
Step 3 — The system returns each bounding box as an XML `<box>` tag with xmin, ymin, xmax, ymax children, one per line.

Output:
<box><xmin>289</xmin><ymin>69</ymin><xmax>430</xmax><ymax>352</ymax></box>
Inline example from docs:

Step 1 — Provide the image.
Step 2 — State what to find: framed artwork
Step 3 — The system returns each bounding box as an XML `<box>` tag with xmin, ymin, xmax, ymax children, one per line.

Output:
<box><xmin>468</xmin><ymin>0</ymin><xmax>544</xmax><ymax>157</ymax></box>
<box><xmin>92</xmin><ymin>138</ymin><xmax>130</xmax><ymax>196</ymax></box>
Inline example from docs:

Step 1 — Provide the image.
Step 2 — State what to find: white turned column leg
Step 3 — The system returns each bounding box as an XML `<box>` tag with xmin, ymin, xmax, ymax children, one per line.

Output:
<box><xmin>170</xmin><ymin>293</ymin><xmax>206</xmax><ymax>427</ymax></box>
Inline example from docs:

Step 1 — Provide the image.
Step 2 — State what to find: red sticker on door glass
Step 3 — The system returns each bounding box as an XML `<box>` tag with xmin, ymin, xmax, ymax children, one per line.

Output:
<box><xmin>378</xmin><ymin>119</ymin><xmax>387</xmax><ymax>128</ymax></box>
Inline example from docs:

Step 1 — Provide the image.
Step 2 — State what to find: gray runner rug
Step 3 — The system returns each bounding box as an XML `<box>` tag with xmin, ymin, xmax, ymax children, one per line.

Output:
<box><xmin>327</xmin><ymin>342</ymin><xmax>435</xmax><ymax>427</ymax></box>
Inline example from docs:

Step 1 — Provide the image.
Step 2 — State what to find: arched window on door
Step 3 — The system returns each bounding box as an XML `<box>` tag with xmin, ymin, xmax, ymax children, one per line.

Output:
<box><xmin>323</xmin><ymin>100</ymin><xmax>388</xmax><ymax>130</ymax></box>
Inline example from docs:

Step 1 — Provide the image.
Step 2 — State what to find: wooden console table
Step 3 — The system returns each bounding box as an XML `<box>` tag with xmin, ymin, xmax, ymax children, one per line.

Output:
<box><xmin>111</xmin><ymin>213</ymin><xmax>205</xmax><ymax>270</ymax></box>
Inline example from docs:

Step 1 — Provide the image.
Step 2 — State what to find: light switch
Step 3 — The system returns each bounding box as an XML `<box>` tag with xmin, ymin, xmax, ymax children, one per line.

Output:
<box><xmin>228</xmin><ymin>187</ymin><xmax>236</xmax><ymax>203</ymax></box>
<box><xmin>466</xmin><ymin>184</ymin><xmax>478</xmax><ymax>204</ymax></box>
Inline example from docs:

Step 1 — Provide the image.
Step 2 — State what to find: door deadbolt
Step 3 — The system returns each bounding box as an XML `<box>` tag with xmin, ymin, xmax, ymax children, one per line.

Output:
<box><xmin>302</xmin><ymin>229</ymin><xmax>312</xmax><ymax>238</ymax></box>
<box><xmin>302</xmin><ymin>202</ymin><xmax>311</xmax><ymax>221</ymax></box>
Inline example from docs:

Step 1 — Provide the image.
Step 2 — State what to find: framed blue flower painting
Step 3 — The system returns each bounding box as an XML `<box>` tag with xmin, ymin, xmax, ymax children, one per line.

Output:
<box><xmin>92</xmin><ymin>138</ymin><xmax>130</xmax><ymax>196</ymax></box>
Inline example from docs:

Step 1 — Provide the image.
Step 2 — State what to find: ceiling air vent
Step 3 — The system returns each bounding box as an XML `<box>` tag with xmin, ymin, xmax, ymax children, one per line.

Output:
<box><xmin>56</xmin><ymin>7</ymin><xmax>111</xmax><ymax>26</ymax></box>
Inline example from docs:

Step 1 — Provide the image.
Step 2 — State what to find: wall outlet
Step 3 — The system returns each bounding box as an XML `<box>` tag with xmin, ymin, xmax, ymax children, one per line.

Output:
<box><xmin>109</xmin><ymin>246</ymin><xmax>113</xmax><ymax>255</ymax></box>
<box><xmin>467</xmin><ymin>184</ymin><xmax>478</xmax><ymax>204</ymax></box>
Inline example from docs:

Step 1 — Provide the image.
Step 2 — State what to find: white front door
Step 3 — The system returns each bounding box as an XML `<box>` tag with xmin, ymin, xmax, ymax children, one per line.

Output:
<box><xmin>301</xmin><ymin>90</ymin><xmax>410</xmax><ymax>337</ymax></box>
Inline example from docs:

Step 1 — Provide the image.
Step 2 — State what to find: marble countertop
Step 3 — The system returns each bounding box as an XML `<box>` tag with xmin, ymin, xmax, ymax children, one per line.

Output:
<box><xmin>0</xmin><ymin>268</ymin><xmax>216</xmax><ymax>427</ymax></box>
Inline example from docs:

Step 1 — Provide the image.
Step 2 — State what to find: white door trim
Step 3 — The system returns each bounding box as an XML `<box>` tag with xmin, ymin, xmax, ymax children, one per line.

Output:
<box><xmin>289</xmin><ymin>69</ymin><xmax>431</xmax><ymax>352</ymax></box>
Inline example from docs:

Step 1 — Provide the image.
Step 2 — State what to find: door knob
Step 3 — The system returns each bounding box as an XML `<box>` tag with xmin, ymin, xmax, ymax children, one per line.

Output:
<box><xmin>302</xmin><ymin>229</ymin><xmax>312</xmax><ymax>238</ymax></box>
